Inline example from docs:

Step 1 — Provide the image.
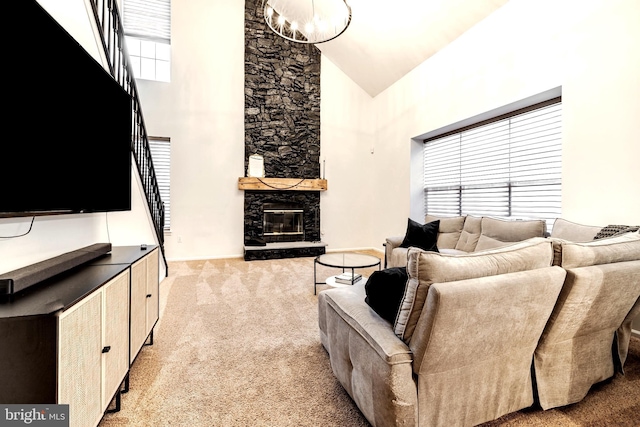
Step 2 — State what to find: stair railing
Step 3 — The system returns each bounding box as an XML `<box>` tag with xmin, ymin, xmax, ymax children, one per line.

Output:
<box><xmin>88</xmin><ymin>0</ymin><xmax>168</xmax><ymax>275</ymax></box>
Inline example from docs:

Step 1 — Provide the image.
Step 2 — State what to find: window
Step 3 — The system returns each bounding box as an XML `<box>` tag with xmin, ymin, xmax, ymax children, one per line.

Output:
<box><xmin>123</xmin><ymin>0</ymin><xmax>171</xmax><ymax>82</ymax></box>
<box><xmin>423</xmin><ymin>99</ymin><xmax>562</xmax><ymax>230</ymax></box>
<box><xmin>148</xmin><ymin>137</ymin><xmax>171</xmax><ymax>230</ymax></box>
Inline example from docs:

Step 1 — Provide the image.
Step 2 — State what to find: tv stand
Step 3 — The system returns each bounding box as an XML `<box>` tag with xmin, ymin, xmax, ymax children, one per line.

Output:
<box><xmin>0</xmin><ymin>245</ymin><xmax>159</xmax><ymax>427</ymax></box>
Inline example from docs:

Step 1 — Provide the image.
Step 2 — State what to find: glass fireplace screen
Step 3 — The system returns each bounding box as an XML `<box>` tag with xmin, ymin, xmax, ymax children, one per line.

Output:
<box><xmin>263</xmin><ymin>206</ymin><xmax>304</xmax><ymax>242</ymax></box>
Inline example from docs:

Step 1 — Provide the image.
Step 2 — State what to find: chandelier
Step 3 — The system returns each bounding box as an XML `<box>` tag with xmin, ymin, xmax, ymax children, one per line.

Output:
<box><xmin>262</xmin><ymin>0</ymin><xmax>352</xmax><ymax>44</ymax></box>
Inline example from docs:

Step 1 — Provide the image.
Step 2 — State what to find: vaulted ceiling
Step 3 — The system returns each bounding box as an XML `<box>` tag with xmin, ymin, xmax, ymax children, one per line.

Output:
<box><xmin>316</xmin><ymin>0</ymin><xmax>510</xmax><ymax>96</ymax></box>
<box><xmin>38</xmin><ymin>0</ymin><xmax>511</xmax><ymax>98</ymax></box>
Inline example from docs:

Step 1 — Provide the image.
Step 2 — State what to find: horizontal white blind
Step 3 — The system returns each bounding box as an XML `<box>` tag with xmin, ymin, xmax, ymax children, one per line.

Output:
<box><xmin>148</xmin><ymin>138</ymin><xmax>171</xmax><ymax>230</ymax></box>
<box><xmin>424</xmin><ymin>101</ymin><xmax>562</xmax><ymax>230</ymax></box>
<box><xmin>123</xmin><ymin>0</ymin><xmax>171</xmax><ymax>43</ymax></box>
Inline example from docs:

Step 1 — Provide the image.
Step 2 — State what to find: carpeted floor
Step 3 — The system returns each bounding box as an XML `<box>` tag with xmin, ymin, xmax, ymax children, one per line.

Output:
<box><xmin>99</xmin><ymin>252</ymin><xmax>640</xmax><ymax>426</ymax></box>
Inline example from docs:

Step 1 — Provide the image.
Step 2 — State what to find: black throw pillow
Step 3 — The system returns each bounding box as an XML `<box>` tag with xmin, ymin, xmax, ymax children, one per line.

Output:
<box><xmin>365</xmin><ymin>267</ymin><xmax>408</xmax><ymax>323</ymax></box>
<box><xmin>399</xmin><ymin>218</ymin><xmax>439</xmax><ymax>252</ymax></box>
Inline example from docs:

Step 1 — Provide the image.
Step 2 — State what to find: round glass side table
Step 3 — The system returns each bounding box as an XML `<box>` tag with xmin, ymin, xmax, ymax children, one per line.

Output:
<box><xmin>314</xmin><ymin>252</ymin><xmax>381</xmax><ymax>294</ymax></box>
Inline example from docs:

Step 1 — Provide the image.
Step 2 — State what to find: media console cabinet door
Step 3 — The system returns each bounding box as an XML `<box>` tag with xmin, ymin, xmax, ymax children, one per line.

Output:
<box><xmin>146</xmin><ymin>249</ymin><xmax>159</xmax><ymax>332</ymax></box>
<box><xmin>102</xmin><ymin>270</ymin><xmax>130</xmax><ymax>411</ymax></box>
<box><xmin>58</xmin><ymin>291</ymin><xmax>103</xmax><ymax>427</ymax></box>
<box><xmin>130</xmin><ymin>249</ymin><xmax>160</xmax><ymax>363</ymax></box>
<box><xmin>130</xmin><ymin>256</ymin><xmax>149</xmax><ymax>361</ymax></box>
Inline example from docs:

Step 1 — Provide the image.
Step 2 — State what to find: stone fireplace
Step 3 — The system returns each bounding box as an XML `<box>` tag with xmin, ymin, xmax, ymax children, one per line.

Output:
<box><xmin>243</xmin><ymin>190</ymin><xmax>325</xmax><ymax>260</ymax></box>
<box><xmin>242</xmin><ymin>0</ymin><xmax>326</xmax><ymax>260</ymax></box>
<box><xmin>241</xmin><ymin>193</ymin><xmax>328</xmax><ymax>260</ymax></box>
<box><xmin>244</xmin><ymin>191</ymin><xmax>321</xmax><ymax>241</ymax></box>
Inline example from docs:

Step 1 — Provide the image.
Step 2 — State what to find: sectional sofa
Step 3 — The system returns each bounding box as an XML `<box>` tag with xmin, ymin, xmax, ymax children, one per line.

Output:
<box><xmin>385</xmin><ymin>215</ymin><xmax>547</xmax><ymax>268</ymax></box>
<box><xmin>318</xmin><ymin>216</ymin><xmax>640</xmax><ymax>427</ymax></box>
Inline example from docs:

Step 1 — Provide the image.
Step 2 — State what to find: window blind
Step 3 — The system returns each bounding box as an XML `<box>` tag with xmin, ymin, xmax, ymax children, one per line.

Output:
<box><xmin>148</xmin><ymin>138</ymin><xmax>171</xmax><ymax>230</ymax></box>
<box><xmin>424</xmin><ymin>101</ymin><xmax>562</xmax><ymax>229</ymax></box>
<box><xmin>123</xmin><ymin>0</ymin><xmax>171</xmax><ymax>43</ymax></box>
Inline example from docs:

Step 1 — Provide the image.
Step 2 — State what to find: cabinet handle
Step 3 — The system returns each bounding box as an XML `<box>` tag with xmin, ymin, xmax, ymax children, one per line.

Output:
<box><xmin>146</xmin><ymin>294</ymin><xmax>152</xmax><ymax>298</ymax></box>
<box><xmin>102</xmin><ymin>346</ymin><xmax>111</xmax><ymax>353</ymax></box>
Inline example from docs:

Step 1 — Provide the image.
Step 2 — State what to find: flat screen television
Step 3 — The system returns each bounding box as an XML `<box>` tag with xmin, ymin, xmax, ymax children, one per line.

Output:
<box><xmin>1</xmin><ymin>1</ymin><xmax>132</xmax><ymax>218</ymax></box>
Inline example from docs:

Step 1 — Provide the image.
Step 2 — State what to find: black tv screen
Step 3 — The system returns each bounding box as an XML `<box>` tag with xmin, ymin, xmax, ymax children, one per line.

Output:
<box><xmin>1</xmin><ymin>1</ymin><xmax>132</xmax><ymax>218</ymax></box>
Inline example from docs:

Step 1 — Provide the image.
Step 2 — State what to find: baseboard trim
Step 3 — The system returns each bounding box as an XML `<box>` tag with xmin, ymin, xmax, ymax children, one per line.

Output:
<box><xmin>632</xmin><ymin>328</ymin><xmax>640</xmax><ymax>339</ymax></box>
<box><xmin>167</xmin><ymin>247</ymin><xmax>385</xmax><ymax>263</ymax></box>
<box><xmin>326</xmin><ymin>247</ymin><xmax>384</xmax><ymax>255</ymax></box>
<box><xmin>166</xmin><ymin>254</ymin><xmax>244</xmax><ymax>262</ymax></box>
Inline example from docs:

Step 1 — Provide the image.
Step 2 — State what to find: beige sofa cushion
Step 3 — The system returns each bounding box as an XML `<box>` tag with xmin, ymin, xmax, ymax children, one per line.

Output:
<box><xmin>475</xmin><ymin>217</ymin><xmax>546</xmax><ymax>252</ymax></box>
<box><xmin>394</xmin><ymin>237</ymin><xmax>553</xmax><ymax>343</ymax></box>
<box><xmin>319</xmin><ymin>282</ymin><xmax>418</xmax><ymax>426</ymax></box>
<box><xmin>550</xmin><ymin>218</ymin><xmax>602</xmax><ymax>242</ymax></box>
<box><xmin>385</xmin><ymin>245</ymin><xmax>408</xmax><ymax>268</ymax></box>
<box><xmin>555</xmin><ymin>232</ymin><xmax>640</xmax><ymax>269</ymax></box>
<box><xmin>534</xmin><ymin>259</ymin><xmax>640</xmax><ymax>409</ymax></box>
<box><xmin>454</xmin><ymin>215</ymin><xmax>482</xmax><ymax>252</ymax></box>
<box><xmin>534</xmin><ymin>232</ymin><xmax>640</xmax><ymax>409</ymax></box>
<box><xmin>425</xmin><ymin>215</ymin><xmax>466</xmax><ymax>250</ymax></box>
<box><xmin>413</xmin><ymin>266</ymin><xmax>566</xmax><ymax>426</ymax></box>
<box><xmin>618</xmin><ymin>297</ymin><xmax>640</xmax><ymax>370</ymax></box>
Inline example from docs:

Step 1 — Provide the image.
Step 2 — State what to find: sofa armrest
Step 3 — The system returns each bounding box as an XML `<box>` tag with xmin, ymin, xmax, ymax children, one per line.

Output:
<box><xmin>320</xmin><ymin>285</ymin><xmax>417</xmax><ymax>426</ymax></box>
<box><xmin>386</xmin><ymin>235</ymin><xmax>404</xmax><ymax>250</ymax></box>
<box><xmin>385</xmin><ymin>235</ymin><xmax>404</xmax><ymax>268</ymax></box>
<box><xmin>323</xmin><ymin>287</ymin><xmax>412</xmax><ymax>364</ymax></box>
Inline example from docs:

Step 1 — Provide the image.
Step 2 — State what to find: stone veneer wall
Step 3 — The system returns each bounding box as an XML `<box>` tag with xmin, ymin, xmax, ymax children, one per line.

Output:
<box><xmin>244</xmin><ymin>0</ymin><xmax>321</xmax><ymax>178</ymax></box>
<box><xmin>244</xmin><ymin>0</ymin><xmax>322</xmax><ymax>253</ymax></box>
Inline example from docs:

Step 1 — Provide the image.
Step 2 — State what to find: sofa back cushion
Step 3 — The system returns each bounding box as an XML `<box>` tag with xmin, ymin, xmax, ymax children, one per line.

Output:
<box><xmin>550</xmin><ymin>218</ymin><xmax>602</xmax><ymax>242</ymax></box>
<box><xmin>412</xmin><ymin>266</ymin><xmax>565</xmax><ymax>380</ymax></box>
<box><xmin>425</xmin><ymin>214</ymin><xmax>466</xmax><ymax>250</ymax></box>
<box><xmin>454</xmin><ymin>215</ymin><xmax>482</xmax><ymax>252</ymax></box>
<box><xmin>534</xmin><ymin>251</ymin><xmax>640</xmax><ymax>409</ymax></box>
<box><xmin>554</xmin><ymin>232</ymin><xmax>640</xmax><ymax>269</ymax></box>
<box><xmin>474</xmin><ymin>217</ymin><xmax>546</xmax><ymax>252</ymax></box>
<box><xmin>394</xmin><ymin>237</ymin><xmax>553</xmax><ymax>343</ymax></box>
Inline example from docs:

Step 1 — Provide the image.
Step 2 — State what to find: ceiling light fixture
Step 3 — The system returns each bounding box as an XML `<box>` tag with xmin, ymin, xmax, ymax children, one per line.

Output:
<box><xmin>262</xmin><ymin>0</ymin><xmax>352</xmax><ymax>44</ymax></box>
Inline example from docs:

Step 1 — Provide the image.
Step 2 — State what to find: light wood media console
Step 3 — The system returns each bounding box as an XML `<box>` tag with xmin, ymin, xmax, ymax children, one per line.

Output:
<box><xmin>0</xmin><ymin>246</ymin><xmax>159</xmax><ymax>427</ymax></box>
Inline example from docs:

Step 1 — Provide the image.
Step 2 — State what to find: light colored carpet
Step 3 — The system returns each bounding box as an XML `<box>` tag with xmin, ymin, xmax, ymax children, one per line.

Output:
<box><xmin>99</xmin><ymin>252</ymin><xmax>640</xmax><ymax>426</ymax></box>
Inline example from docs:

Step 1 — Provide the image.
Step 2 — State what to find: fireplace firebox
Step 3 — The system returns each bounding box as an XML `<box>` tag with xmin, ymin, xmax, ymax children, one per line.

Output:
<box><xmin>263</xmin><ymin>203</ymin><xmax>304</xmax><ymax>243</ymax></box>
<box><xmin>243</xmin><ymin>191</ymin><xmax>325</xmax><ymax>260</ymax></box>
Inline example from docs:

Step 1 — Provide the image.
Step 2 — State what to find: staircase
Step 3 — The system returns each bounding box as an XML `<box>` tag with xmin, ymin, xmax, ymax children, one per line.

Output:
<box><xmin>88</xmin><ymin>0</ymin><xmax>167</xmax><ymax>274</ymax></box>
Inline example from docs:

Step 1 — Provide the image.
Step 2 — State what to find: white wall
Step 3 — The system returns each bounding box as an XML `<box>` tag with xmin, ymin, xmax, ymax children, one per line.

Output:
<box><xmin>320</xmin><ymin>57</ymin><xmax>375</xmax><ymax>251</ymax></box>
<box><xmin>36</xmin><ymin>0</ymin><xmax>105</xmax><ymax>65</ymax></box>
<box><xmin>0</xmin><ymin>214</ymin><xmax>103</xmax><ymax>275</ymax></box>
<box><xmin>134</xmin><ymin>0</ymin><xmax>245</xmax><ymax>261</ymax></box>
<box><xmin>368</xmin><ymin>0</ymin><xmax>640</xmax><ymax>249</ymax></box>
<box><xmin>106</xmin><ymin>165</ymin><xmax>164</xmax><ymax>247</ymax></box>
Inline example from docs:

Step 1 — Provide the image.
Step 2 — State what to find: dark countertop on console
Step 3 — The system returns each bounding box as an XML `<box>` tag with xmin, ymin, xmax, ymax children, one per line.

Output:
<box><xmin>0</xmin><ymin>245</ymin><xmax>157</xmax><ymax>318</ymax></box>
<box><xmin>90</xmin><ymin>245</ymin><xmax>157</xmax><ymax>266</ymax></box>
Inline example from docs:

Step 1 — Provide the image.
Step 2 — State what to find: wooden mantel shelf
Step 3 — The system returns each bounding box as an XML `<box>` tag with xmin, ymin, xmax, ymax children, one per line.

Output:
<box><xmin>238</xmin><ymin>177</ymin><xmax>327</xmax><ymax>192</ymax></box>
